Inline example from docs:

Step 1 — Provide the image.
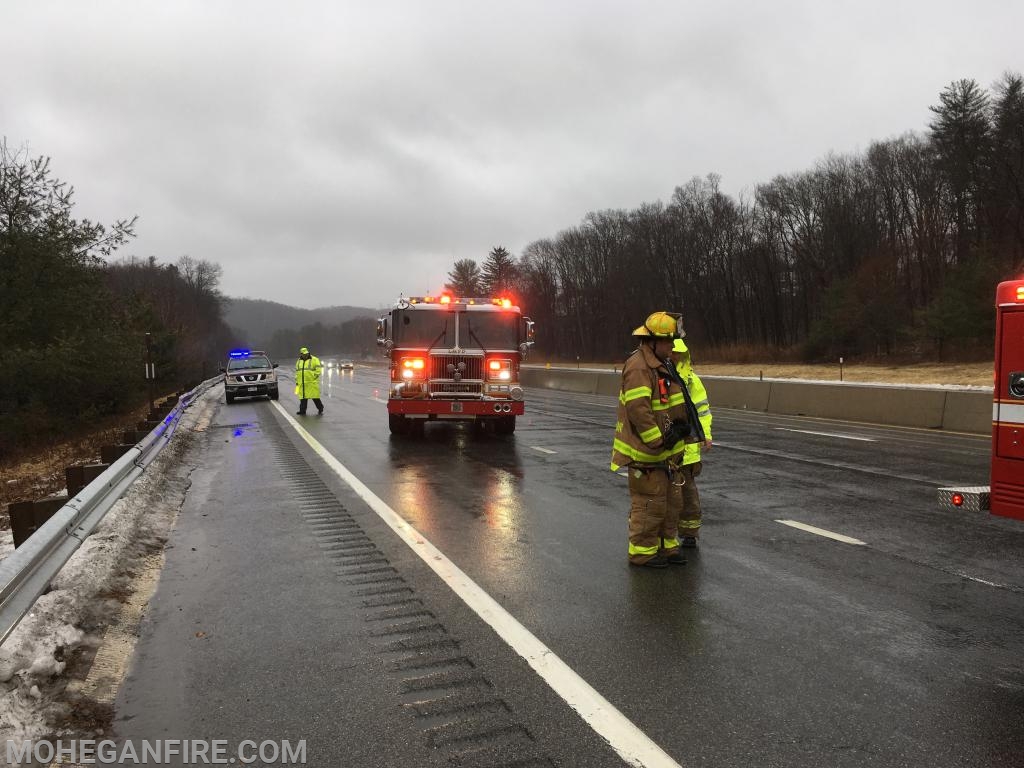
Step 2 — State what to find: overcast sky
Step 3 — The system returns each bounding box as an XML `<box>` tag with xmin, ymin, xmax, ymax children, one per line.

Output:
<box><xmin>4</xmin><ymin>1</ymin><xmax>1021</xmax><ymax>309</ymax></box>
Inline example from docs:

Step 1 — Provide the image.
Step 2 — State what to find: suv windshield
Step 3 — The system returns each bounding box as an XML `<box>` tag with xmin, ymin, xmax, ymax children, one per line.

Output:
<box><xmin>228</xmin><ymin>356</ymin><xmax>271</xmax><ymax>371</ymax></box>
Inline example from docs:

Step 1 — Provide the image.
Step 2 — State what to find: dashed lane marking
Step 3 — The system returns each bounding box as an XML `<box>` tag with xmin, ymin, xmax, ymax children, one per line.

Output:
<box><xmin>531</xmin><ymin>446</ymin><xmax>557</xmax><ymax>455</ymax></box>
<box><xmin>775</xmin><ymin>519</ymin><xmax>867</xmax><ymax>546</ymax></box>
<box><xmin>273</xmin><ymin>401</ymin><xmax>683</xmax><ymax>768</ymax></box>
<box><xmin>775</xmin><ymin>427</ymin><xmax>876</xmax><ymax>442</ymax></box>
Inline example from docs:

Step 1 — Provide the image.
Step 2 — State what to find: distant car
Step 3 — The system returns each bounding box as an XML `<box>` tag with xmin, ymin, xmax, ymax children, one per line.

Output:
<box><xmin>338</xmin><ymin>359</ymin><xmax>354</xmax><ymax>370</ymax></box>
<box><xmin>222</xmin><ymin>350</ymin><xmax>279</xmax><ymax>403</ymax></box>
<box><xmin>325</xmin><ymin>359</ymin><xmax>337</xmax><ymax>369</ymax></box>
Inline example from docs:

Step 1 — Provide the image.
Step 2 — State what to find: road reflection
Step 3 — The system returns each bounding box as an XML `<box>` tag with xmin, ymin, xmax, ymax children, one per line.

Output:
<box><xmin>385</xmin><ymin>423</ymin><xmax>525</xmax><ymax>538</ymax></box>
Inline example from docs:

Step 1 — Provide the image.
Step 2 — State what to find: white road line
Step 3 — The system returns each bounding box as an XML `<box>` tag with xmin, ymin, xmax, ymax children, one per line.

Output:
<box><xmin>775</xmin><ymin>428</ymin><xmax>876</xmax><ymax>442</ymax></box>
<box><xmin>774</xmin><ymin>519</ymin><xmax>867</xmax><ymax>546</ymax></box>
<box><xmin>273</xmin><ymin>402</ymin><xmax>681</xmax><ymax>768</ymax></box>
<box><xmin>369</xmin><ymin>396</ymin><xmax>388</xmax><ymax>404</ymax></box>
<box><xmin>531</xmin><ymin>446</ymin><xmax>557</xmax><ymax>455</ymax></box>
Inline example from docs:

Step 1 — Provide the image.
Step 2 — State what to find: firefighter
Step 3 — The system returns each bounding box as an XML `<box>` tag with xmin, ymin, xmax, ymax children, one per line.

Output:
<box><xmin>610</xmin><ymin>311</ymin><xmax>692</xmax><ymax>569</ymax></box>
<box><xmin>671</xmin><ymin>338</ymin><xmax>713</xmax><ymax>548</ymax></box>
<box><xmin>294</xmin><ymin>346</ymin><xmax>324</xmax><ymax>416</ymax></box>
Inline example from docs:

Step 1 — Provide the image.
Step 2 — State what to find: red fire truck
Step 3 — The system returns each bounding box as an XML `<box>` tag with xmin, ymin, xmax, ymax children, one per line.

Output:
<box><xmin>991</xmin><ymin>279</ymin><xmax>1024</xmax><ymax>520</ymax></box>
<box><xmin>376</xmin><ymin>294</ymin><xmax>535</xmax><ymax>434</ymax></box>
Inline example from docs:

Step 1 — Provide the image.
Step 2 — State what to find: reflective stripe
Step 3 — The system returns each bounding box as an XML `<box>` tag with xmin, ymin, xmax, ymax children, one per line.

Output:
<box><xmin>639</xmin><ymin>425</ymin><xmax>662</xmax><ymax>443</ymax></box>
<box><xmin>662</xmin><ymin>537</ymin><xmax>679</xmax><ymax>549</ymax></box>
<box><xmin>612</xmin><ymin>437</ymin><xmax>685</xmax><ymax>465</ymax></box>
<box><xmin>628</xmin><ymin>542</ymin><xmax>660</xmax><ymax>556</ymax></box>
<box><xmin>621</xmin><ymin>386</ymin><xmax>653</xmax><ymax>403</ymax></box>
<box><xmin>693</xmin><ymin>399</ymin><xmax>709</xmax><ymax>408</ymax></box>
<box><xmin>652</xmin><ymin>393</ymin><xmax>684</xmax><ymax>411</ymax></box>
<box><xmin>994</xmin><ymin>402</ymin><xmax>1024</xmax><ymax>425</ymax></box>
<box><xmin>678</xmin><ymin>519</ymin><xmax>702</xmax><ymax>528</ymax></box>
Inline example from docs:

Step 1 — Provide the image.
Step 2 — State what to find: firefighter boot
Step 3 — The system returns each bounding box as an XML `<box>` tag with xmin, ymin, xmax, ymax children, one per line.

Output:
<box><xmin>680</xmin><ymin>536</ymin><xmax>698</xmax><ymax>549</ymax></box>
<box><xmin>630</xmin><ymin>555</ymin><xmax>669</xmax><ymax>569</ymax></box>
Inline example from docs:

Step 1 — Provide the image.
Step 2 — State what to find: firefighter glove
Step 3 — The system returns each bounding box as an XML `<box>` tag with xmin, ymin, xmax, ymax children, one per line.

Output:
<box><xmin>691</xmin><ymin>461</ymin><xmax>703</xmax><ymax>477</ymax></box>
<box><xmin>661</xmin><ymin>418</ymin><xmax>691</xmax><ymax>449</ymax></box>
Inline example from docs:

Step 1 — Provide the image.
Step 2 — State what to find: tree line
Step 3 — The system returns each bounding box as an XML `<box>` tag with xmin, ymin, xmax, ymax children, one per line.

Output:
<box><xmin>262</xmin><ymin>317</ymin><xmax>378</xmax><ymax>361</ymax></box>
<box><xmin>452</xmin><ymin>75</ymin><xmax>1024</xmax><ymax>363</ymax></box>
<box><xmin>0</xmin><ymin>141</ymin><xmax>234</xmax><ymax>457</ymax></box>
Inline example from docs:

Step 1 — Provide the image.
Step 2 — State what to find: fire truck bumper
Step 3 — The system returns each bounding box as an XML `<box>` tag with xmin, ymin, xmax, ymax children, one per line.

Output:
<box><xmin>387</xmin><ymin>399</ymin><xmax>525</xmax><ymax>418</ymax></box>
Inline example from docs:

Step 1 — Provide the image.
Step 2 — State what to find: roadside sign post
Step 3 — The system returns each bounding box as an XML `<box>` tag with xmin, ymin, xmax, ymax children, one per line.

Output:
<box><xmin>145</xmin><ymin>332</ymin><xmax>155</xmax><ymax>413</ymax></box>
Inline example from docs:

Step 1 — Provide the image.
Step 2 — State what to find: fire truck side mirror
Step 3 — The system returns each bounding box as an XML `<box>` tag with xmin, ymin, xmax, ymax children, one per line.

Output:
<box><xmin>523</xmin><ymin>318</ymin><xmax>536</xmax><ymax>344</ymax></box>
<box><xmin>376</xmin><ymin>317</ymin><xmax>387</xmax><ymax>346</ymax></box>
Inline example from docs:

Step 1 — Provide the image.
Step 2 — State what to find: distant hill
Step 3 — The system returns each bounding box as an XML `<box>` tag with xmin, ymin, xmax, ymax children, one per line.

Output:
<box><xmin>225</xmin><ymin>297</ymin><xmax>379</xmax><ymax>345</ymax></box>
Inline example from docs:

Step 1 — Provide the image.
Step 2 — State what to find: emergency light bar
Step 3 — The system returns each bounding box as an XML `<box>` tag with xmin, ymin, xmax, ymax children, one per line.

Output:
<box><xmin>403</xmin><ymin>295</ymin><xmax>518</xmax><ymax>308</ymax></box>
<box><xmin>229</xmin><ymin>349</ymin><xmax>251</xmax><ymax>358</ymax></box>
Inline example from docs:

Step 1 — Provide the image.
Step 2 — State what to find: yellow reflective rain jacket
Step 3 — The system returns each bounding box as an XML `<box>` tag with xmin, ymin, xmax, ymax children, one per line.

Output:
<box><xmin>295</xmin><ymin>355</ymin><xmax>322</xmax><ymax>399</ymax></box>
<box><xmin>674</xmin><ymin>340</ymin><xmax>712</xmax><ymax>466</ymax></box>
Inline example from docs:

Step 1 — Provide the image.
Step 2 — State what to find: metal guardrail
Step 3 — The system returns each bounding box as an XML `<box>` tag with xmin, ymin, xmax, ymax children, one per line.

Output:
<box><xmin>0</xmin><ymin>378</ymin><xmax>217</xmax><ymax>646</ymax></box>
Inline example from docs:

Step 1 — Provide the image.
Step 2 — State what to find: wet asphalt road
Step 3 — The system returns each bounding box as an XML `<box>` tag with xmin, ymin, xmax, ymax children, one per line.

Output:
<box><xmin>116</xmin><ymin>365</ymin><xmax>1024</xmax><ymax>768</ymax></box>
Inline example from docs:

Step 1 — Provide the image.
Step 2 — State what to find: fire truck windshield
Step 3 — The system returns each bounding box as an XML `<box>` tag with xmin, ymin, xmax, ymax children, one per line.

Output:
<box><xmin>395</xmin><ymin>310</ymin><xmax>455</xmax><ymax>348</ymax></box>
<box><xmin>462</xmin><ymin>312</ymin><xmax>518</xmax><ymax>349</ymax></box>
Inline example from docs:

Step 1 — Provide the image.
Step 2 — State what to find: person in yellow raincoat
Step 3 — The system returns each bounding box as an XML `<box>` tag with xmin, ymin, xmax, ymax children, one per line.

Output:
<box><xmin>671</xmin><ymin>337</ymin><xmax>713</xmax><ymax>548</ymax></box>
<box><xmin>294</xmin><ymin>346</ymin><xmax>323</xmax><ymax>415</ymax></box>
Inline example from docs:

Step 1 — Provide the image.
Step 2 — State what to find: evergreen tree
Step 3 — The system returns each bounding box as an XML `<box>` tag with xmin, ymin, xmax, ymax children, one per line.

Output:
<box><xmin>480</xmin><ymin>246</ymin><xmax>518</xmax><ymax>296</ymax></box>
<box><xmin>444</xmin><ymin>258</ymin><xmax>483</xmax><ymax>296</ymax></box>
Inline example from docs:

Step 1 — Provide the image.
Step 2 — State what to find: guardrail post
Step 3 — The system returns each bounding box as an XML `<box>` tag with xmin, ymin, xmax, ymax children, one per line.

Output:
<box><xmin>65</xmin><ymin>464</ymin><xmax>110</xmax><ymax>497</ymax></box>
<box><xmin>100</xmin><ymin>444</ymin><xmax>135</xmax><ymax>464</ymax></box>
<box><xmin>8</xmin><ymin>497</ymin><xmax>69</xmax><ymax>548</ymax></box>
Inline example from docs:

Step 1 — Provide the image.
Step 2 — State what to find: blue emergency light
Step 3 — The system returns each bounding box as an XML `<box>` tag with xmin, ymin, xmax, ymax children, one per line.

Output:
<box><xmin>229</xmin><ymin>349</ymin><xmax>251</xmax><ymax>358</ymax></box>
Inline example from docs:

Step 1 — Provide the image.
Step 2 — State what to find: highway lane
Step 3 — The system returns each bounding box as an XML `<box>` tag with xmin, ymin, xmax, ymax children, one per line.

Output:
<box><xmin>119</xmin><ymin>365</ymin><xmax>1024</xmax><ymax>767</ymax></box>
<box><xmin>309</xmin><ymin>365</ymin><xmax>1024</xmax><ymax>766</ymax></box>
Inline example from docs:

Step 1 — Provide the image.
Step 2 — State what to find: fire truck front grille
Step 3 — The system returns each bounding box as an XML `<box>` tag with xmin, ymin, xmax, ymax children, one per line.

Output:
<box><xmin>429</xmin><ymin>355</ymin><xmax>483</xmax><ymax>381</ymax></box>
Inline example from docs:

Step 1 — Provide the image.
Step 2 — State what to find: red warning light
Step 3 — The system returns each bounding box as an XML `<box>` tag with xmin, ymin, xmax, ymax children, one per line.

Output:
<box><xmin>952</xmin><ymin>493</ymin><xmax>964</xmax><ymax>507</ymax></box>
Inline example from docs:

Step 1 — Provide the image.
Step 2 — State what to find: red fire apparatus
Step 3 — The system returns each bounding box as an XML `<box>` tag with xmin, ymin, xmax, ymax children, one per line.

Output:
<box><xmin>991</xmin><ymin>279</ymin><xmax>1024</xmax><ymax>520</ymax></box>
<box><xmin>376</xmin><ymin>294</ymin><xmax>535</xmax><ymax>434</ymax></box>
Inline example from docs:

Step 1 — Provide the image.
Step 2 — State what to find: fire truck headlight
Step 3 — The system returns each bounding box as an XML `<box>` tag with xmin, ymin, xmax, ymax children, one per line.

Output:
<box><xmin>509</xmin><ymin>386</ymin><xmax>524</xmax><ymax>401</ymax></box>
<box><xmin>487</xmin><ymin>358</ymin><xmax>512</xmax><ymax>381</ymax></box>
<box><xmin>402</xmin><ymin>369</ymin><xmax>415</xmax><ymax>380</ymax></box>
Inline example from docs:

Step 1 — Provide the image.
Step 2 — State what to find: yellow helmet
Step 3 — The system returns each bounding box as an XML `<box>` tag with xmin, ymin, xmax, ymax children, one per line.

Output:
<box><xmin>632</xmin><ymin>311</ymin><xmax>683</xmax><ymax>338</ymax></box>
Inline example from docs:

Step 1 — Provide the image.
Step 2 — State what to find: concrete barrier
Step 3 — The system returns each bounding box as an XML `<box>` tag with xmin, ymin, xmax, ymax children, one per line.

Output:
<box><xmin>521</xmin><ymin>366</ymin><xmax>992</xmax><ymax>434</ymax></box>
<box><xmin>702</xmin><ymin>377</ymin><xmax>772</xmax><ymax>412</ymax></box>
<box><xmin>765</xmin><ymin>381</ymin><xmax>948</xmax><ymax>429</ymax></box>
<box><xmin>941</xmin><ymin>390</ymin><xmax>993</xmax><ymax>434</ymax></box>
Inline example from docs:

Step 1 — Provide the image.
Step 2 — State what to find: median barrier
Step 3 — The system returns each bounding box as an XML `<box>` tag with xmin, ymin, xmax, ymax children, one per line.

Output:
<box><xmin>941</xmin><ymin>390</ymin><xmax>993</xmax><ymax>434</ymax></box>
<box><xmin>521</xmin><ymin>366</ymin><xmax>991</xmax><ymax>434</ymax></box>
<box><xmin>701</xmin><ymin>377</ymin><xmax>772</xmax><ymax>411</ymax></box>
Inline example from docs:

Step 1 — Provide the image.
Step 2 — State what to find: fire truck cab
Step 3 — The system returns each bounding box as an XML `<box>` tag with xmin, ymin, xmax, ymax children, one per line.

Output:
<box><xmin>376</xmin><ymin>295</ymin><xmax>535</xmax><ymax>435</ymax></box>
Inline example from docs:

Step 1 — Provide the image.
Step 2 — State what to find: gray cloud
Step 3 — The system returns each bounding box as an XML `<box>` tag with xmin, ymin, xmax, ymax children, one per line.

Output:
<box><xmin>4</xmin><ymin>0</ymin><xmax>1020</xmax><ymax>308</ymax></box>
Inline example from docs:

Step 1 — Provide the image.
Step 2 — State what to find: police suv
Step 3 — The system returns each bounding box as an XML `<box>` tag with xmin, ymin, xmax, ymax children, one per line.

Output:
<box><xmin>222</xmin><ymin>349</ymin><xmax>279</xmax><ymax>403</ymax></box>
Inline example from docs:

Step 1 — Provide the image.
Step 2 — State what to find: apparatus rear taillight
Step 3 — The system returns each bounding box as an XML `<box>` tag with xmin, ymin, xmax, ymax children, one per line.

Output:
<box><xmin>952</xmin><ymin>493</ymin><xmax>964</xmax><ymax>507</ymax></box>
